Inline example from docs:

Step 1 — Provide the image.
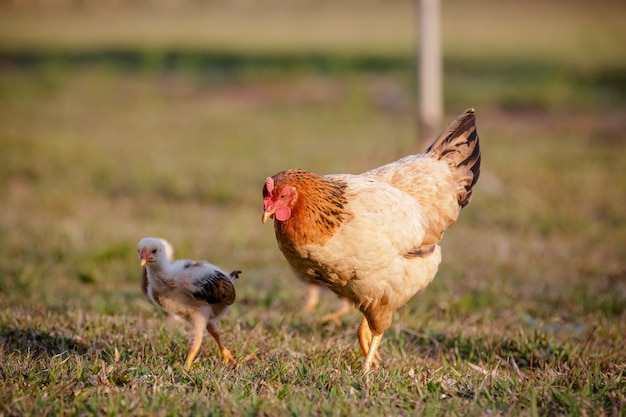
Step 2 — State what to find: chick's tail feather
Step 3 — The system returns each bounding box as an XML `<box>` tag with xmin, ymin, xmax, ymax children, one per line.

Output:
<box><xmin>426</xmin><ymin>108</ymin><xmax>481</xmax><ymax>209</ymax></box>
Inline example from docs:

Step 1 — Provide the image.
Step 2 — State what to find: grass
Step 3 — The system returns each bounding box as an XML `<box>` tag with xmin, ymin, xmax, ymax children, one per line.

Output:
<box><xmin>1</xmin><ymin>0</ymin><xmax>625</xmax><ymax>415</ymax></box>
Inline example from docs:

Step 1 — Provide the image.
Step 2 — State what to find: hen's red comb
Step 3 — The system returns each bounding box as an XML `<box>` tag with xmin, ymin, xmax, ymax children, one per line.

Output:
<box><xmin>265</xmin><ymin>177</ymin><xmax>275</xmax><ymax>195</ymax></box>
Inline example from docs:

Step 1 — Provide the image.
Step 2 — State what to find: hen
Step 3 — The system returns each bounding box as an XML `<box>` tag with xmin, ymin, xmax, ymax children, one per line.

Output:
<box><xmin>138</xmin><ymin>237</ymin><xmax>241</xmax><ymax>370</ymax></box>
<box><xmin>262</xmin><ymin>109</ymin><xmax>480</xmax><ymax>372</ymax></box>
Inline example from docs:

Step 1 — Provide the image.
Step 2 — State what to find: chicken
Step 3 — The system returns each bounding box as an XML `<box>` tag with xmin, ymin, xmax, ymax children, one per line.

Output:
<box><xmin>261</xmin><ymin>108</ymin><xmax>480</xmax><ymax>372</ymax></box>
<box><xmin>141</xmin><ymin>237</ymin><xmax>174</xmax><ymax>297</ymax></box>
<box><xmin>137</xmin><ymin>237</ymin><xmax>241</xmax><ymax>370</ymax></box>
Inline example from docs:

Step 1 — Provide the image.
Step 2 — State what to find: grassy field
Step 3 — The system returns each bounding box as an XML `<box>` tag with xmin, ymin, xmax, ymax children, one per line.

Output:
<box><xmin>1</xmin><ymin>0</ymin><xmax>625</xmax><ymax>416</ymax></box>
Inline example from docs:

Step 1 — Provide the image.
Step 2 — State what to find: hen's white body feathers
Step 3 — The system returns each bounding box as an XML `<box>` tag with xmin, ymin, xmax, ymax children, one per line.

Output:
<box><xmin>297</xmin><ymin>174</ymin><xmax>441</xmax><ymax>312</ymax></box>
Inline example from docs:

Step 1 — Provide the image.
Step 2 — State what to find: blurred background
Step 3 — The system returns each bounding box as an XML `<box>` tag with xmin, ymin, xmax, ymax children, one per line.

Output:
<box><xmin>0</xmin><ymin>0</ymin><xmax>624</xmax><ymax>326</ymax></box>
<box><xmin>1</xmin><ymin>1</ymin><xmax>625</xmax><ymax>414</ymax></box>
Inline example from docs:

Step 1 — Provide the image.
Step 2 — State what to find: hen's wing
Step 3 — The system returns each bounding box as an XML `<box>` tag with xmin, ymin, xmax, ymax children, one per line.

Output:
<box><xmin>288</xmin><ymin>174</ymin><xmax>440</xmax><ymax>311</ymax></box>
<box><xmin>364</xmin><ymin>108</ymin><xmax>480</xmax><ymax>245</ymax></box>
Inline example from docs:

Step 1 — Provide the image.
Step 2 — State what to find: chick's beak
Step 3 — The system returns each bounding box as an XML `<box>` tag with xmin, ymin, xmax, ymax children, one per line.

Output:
<box><xmin>262</xmin><ymin>209</ymin><xmax>274</xmax><ymax>224</ymax></box>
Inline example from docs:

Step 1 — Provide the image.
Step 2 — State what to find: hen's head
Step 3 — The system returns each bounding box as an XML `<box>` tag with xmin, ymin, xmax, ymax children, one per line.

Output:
<box><xmin>138</xmin><ymin>237</ymin><xmax>170</xmax><ymax>267</ymax></box>
<box><xmin>262</xmin><ymin>174</ymin><xmax>298</xmax><ymax>223</ymax></box>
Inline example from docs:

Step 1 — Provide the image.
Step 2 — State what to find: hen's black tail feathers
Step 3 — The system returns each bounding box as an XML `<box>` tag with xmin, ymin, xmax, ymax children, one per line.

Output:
<box><xmin>426</xmin><ymin>108</ymin><xmax>481</xmax><ymax>208</ymax></box>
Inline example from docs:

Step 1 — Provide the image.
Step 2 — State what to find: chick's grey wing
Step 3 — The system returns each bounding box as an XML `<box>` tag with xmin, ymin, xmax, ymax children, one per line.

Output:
<box><xmin>190</xmin><ymin>270</ymin><xmax>236</xmax><ymax>305</ymax></box>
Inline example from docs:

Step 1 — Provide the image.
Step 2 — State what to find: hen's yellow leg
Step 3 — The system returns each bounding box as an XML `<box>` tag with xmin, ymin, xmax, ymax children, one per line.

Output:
<box><xmin>206</xmin><ymin>321</ymin><xmax>236</xmax><ymax>365</ymax></box>
<box><xmin>363</xmin><ymin>333</ymin><xmax>383</xmax><ymax>374</ymax></box>
<box><xmin>320</xmin><ymin>298</ymin><xmax>351</xmax><ymax>325</ymax></box>
<box><xmin>303</xmin><ymin>283</ymin><xmax>320</xmax><ymax>313</ymax></box>
<box><xmin>357</xmin><ymin>316</ymin><xmax>381</xmax><ymax>369</ymax></box>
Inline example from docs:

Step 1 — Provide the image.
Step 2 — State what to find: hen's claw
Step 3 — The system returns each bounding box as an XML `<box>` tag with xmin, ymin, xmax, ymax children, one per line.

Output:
<box><xmin>320</xmin><ymin>298</ymin><xmax>351</xmax><ymax>325</ymax></box>
<box><xmin>357</xmin><ymin>317</ymin><xmax>381</xmax><ymax>370</ymax></box>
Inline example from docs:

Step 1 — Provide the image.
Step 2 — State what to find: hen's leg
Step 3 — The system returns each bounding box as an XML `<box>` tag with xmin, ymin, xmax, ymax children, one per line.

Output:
<box><xmin>185</xmin><ymin>315</ymin><xmax>206</xmax><ymax>370</ymax></box>
<box><xmin>357</xmin><ymin>317</ymin><xmax>380</xmax><ymax>369</ymax></box>
<box><xmin>357</xmin><ymin>316</ymin><xmax>371</xmax><ymax>357</ymax></box>
<box><xmin>206</xmin><ymin>321</ymin><xmax>236</xmax><ymax>364</ymax></box>
<box><xmin>363</xmin><ymin>333</ymin><xmax>383</xmax><ymax>374</ymax></box>
<box><xmin>320</xmin><ymin>297</ymin><xmax>351</xmax><ymax>324</ymax></box>
<box><xmin>303</xmin><ymin>283</ymin><xmax>320</xmax><ymax>313</ymax></box>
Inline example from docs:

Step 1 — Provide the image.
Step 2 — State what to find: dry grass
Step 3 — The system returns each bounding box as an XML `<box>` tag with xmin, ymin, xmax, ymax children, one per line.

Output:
<box><xmin>0</xmin><ymin>1</ymin><xmax>625</xmax><ymax>415</ymax></box>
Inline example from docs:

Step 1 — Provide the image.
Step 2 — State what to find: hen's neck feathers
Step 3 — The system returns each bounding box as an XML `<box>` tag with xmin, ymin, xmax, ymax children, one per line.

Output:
<box><xmin>273</xmin><ymin>170</ymin><xmax>350</xmax><ymax>246</ymax></box>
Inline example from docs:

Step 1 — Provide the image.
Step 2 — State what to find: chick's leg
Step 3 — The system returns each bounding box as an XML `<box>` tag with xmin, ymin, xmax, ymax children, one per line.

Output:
<box><xmin>320</xmin><ymin>297</ymin><xmax>351</xmax><ymax>325</ymax></box>
<box><xmin>357</xmin><ymin>316</ymin><xmax>381</xmax><ymax>369</ymax></box>
<box><xmin>206</xmin><ymin>321</ymin><xmax>236</xmax><ymax>365</ymax></box>
<box><xmin>303</xmin><ymin>283</ymin><xmax>320</xmax><ymax>313</ymax></box>
<box><xmin>185</xmin><ymin>315</ymin><xmax>206</xmax><ymax>370</ymax></box>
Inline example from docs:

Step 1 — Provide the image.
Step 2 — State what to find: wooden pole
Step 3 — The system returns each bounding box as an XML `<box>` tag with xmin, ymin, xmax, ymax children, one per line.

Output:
<box><xmin>417</xmin><ymin>0</ymin><xmax>442</xmax><ymax>147</ymax></box>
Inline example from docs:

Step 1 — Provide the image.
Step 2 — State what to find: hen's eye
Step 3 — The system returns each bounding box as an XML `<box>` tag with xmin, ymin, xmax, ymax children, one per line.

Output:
<box><xmin>151</xmin><ymin>249</ymin><xmax>157</xmax><ymax>254</ymax></box>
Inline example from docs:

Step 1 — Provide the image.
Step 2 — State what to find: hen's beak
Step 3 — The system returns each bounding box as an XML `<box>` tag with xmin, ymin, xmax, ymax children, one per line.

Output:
<box><xmin>262</xmin><ymin>210</ymin><xmax>274</xmax><ymax>224</ymax></box>
<box><xmin>140</xmin><ymin>258</ymin><xmax>148</xmax><ymax>267</ymax></box>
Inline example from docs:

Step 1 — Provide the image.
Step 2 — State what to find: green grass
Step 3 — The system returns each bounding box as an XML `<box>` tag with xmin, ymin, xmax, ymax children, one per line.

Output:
<box><xmin>1</xmin><ymin>1</ymin><xmax>625</xmax><ymax>415</ymax></box>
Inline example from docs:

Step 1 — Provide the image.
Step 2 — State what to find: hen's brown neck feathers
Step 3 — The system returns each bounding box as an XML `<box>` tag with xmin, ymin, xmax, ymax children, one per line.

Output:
<box><xmin>272</xmin><ymin>170</ymin><xmax>350</xmax><ymax>246</ymax></box>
